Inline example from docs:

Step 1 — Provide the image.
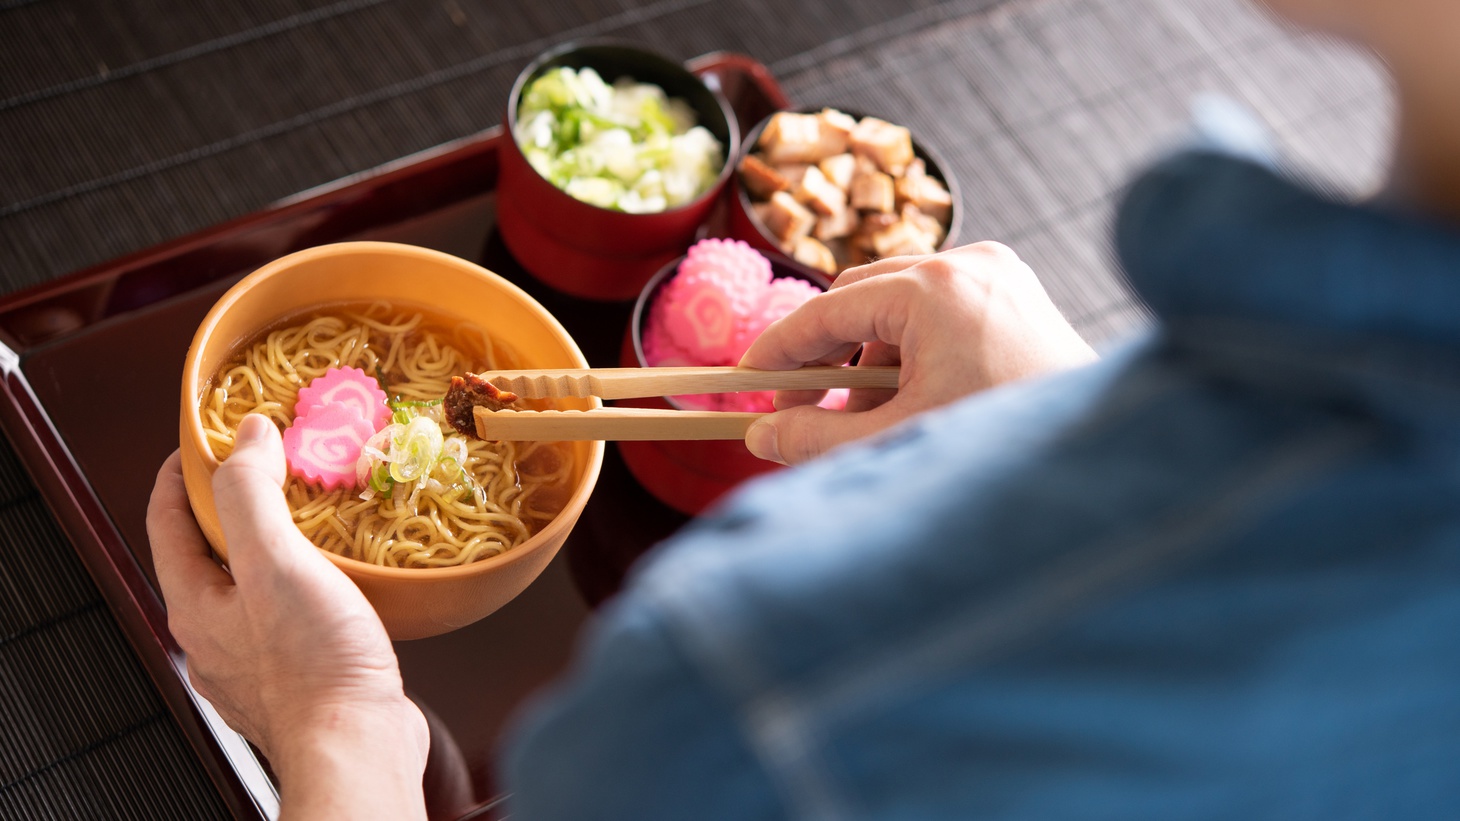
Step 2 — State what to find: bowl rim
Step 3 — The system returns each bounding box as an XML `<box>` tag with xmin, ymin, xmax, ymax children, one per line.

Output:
<box><xmin>732</xmin><ymin>105</ymin><xmax>963</xmax><ymax>263</ymax></box>
<box><xmin>181</xmin><ymin>240</ymin><xmax>606</xmax><ymax>580</ymax></box>
<box><xmin>505</xmin><ymin>38</ymin><xmax>742</xmax><ymax>218</ymax></box>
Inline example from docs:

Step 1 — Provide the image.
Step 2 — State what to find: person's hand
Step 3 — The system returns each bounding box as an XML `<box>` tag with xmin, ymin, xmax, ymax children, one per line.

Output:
<box><xmin>148</xmin><ymin>414</ymin><xmax>428</xmax><ymax>818</ymax></box>
<box><xmin>739</xmin><ymin>242</ymin><xmax>1097</xmax><ymax>465</ymax></box>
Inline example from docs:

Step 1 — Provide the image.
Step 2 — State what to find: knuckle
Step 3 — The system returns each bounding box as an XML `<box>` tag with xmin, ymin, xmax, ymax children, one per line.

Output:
<box><xmin>914</xmin><ymin>241</ymin><xmax>1032</xmax><ymax>301</ymax></box>
<box><xmin>918</xmin><ymin>258</ymin><xmax>964</xmax><ymax>287</ymax></box>
<box><xmin>968</xmin><ymin>240</ymin><xmax>1020</xmax><ymax>262</ymax></box>
<box><xmin>902</xmin><ymin>258</ymin><xmax>969</xmax><ymax>302</ymax></box>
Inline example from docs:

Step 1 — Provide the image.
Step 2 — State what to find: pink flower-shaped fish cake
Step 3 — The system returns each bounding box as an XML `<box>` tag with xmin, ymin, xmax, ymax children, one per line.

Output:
<box><xmin>641</xmin><ymin>324</ymin><xmax>692</xmax><ymax>369</ymax></box>
<box><xmin>680</xmin><ymin>238</ymin><xmax>772</xmax><ymax>292</ymax></box>
<box><xmin>294</xmin><ymin>367</ymin><xmax>391</xmax><ymax>432</ymax></box>
<box><xmin>282</xmin><ymin>403</ymin><xmax>376</xmax><ymax>491</ymax></box>
<box><xmin>656</xmin><ymin>270</ymin><xmax>757</xmax><ymax>365</ymax></box>
<box><xmin>642</xmin><ymin>326</ymin><xmax>719</xmax><ymax>410</ymax></box>
<box><xmin>735</xmin><ymin>276</ymin><xmax>822</xmax><ymax>354</ymax></box>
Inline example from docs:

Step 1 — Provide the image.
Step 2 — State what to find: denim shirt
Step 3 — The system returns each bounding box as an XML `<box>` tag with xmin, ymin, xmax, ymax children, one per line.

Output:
<box><xmin>502</xmin><ymin>151</ymin><xmax>1460</xmax><ymax>819</ymax></box>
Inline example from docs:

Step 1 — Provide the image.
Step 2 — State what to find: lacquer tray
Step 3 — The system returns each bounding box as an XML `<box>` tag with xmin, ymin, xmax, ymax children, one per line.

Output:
<box><xmin>0</xmin><ymin>52</ymin><xmax>789</xmax><ymax>821</ymax></box>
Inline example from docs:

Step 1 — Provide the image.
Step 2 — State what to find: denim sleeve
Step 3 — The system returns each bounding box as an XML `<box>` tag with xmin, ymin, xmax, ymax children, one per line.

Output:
<box><xmin>501</xmin><ymin>595</ymin><xmax>783</xmax><ymax>821</ymax></box>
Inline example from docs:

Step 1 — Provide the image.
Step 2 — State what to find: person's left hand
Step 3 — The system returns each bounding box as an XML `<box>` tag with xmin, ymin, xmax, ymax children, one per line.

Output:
<box><xmin>147</xmin><ymin>415</ymin><xmax>427</xmax><ymax>779</ymax></box>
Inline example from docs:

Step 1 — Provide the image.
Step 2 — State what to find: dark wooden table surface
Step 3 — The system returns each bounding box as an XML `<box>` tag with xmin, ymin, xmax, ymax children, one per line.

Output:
<box><xmin>0</xmin><ymin>0</ymin><xmax>1387</xmax><ymax>816</ymax></box>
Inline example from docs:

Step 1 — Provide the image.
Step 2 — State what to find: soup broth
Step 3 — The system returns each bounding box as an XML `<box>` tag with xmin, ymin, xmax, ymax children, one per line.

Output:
<box><xmin>200</xmin><ymin>302</ymin><xmax>575</xmax><ymax>569</ymax></box>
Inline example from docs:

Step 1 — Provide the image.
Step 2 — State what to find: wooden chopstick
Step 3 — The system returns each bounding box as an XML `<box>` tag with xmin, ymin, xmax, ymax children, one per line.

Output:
<box><xmin>474</xmin><ymin>407</ymin><xmax>763</xmax><ymax>441</ymax></box>
<box><xmin>482</xmin><ymin>365</ymin><xmax>899</xmax><ymax>400</ymax></box>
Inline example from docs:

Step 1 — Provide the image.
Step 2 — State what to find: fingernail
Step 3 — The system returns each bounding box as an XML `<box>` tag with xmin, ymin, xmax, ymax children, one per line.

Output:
<box><xmin>235</xmin><ymin>414</ymin><xmax>272</xmax><ymax>446</ymax></box>
<box><xmin>745</xmin><ymin>420</ymin><xmax>783</xmax><ymax>464</ymax></box>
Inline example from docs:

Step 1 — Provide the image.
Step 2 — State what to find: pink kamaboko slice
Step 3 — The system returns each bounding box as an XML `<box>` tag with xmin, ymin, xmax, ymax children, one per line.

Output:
<box><xmin>283</xmin><ymin>403</ymin><xmax>377</xmax><ymax>490</ymax></box>
<box><xmin>642</xmin><ymin>238</ymin><xmax>831</xmax><ymax>410</ymax></box>
<box><xmin>657</xmin><ymin>269</ymin><xmax>756</xmax><ymax>365</ymax></box>
<box><xmin>643</xmin><ymin>331</ymin><xmax>718</xmax><ymax>409</ymax></box>
<box><xmin>735</xmin><ymin>276</ymin><xmax>821</xmax><ymax>353</ymax></box>
<box><xmin>294</xmin><ymin>367</ymin><xmax>391</xmax><ymax>432</ymax></box>
<box><xmin>679</xmin><ymin>238</ymin><xmax>773</xmax><ymax>291</ymax></box>
<box><xmin>641</xmin><ymin>325</ymin><xmax>693</xmax><ymax>369</ymax></box>
<box><xmin>653</xmin><ymin>239</ymin><xmax>774</xmax><ymax>364</ymax></box>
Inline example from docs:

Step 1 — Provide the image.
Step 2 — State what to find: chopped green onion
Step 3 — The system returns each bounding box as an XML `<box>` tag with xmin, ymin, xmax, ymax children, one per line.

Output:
<box><xmin>514</xmin><ymin>66</ymin><xmax>723</xmax><ymax>213</ymax></box>
<box><xmin>387</xmin><ymin>398</ymin><xmax>443</xmax><ymax>426</ymax></box>
<box><xmin>368</xmin><ymin>462</ymin><xmax>394</xmax><ymax>495</ymax></box>
<box><xmin>356</xmin><ymin>416</ymin><xmax>472</xmax><ymax>503</ymax></box>
<box><xmin>388</xmin><ymin>416</ymin><xmax>444</xmax><ymax>483</ymax></box>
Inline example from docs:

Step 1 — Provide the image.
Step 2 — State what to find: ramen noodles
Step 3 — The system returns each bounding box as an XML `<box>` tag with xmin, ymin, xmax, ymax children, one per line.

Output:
<box><xmin>199</xmin><ymin>303</ymin><xmax>574</xmax><ymax>568</ymax></box>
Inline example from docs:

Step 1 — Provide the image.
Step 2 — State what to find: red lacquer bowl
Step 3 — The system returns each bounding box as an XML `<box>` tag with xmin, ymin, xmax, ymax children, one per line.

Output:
<box><xmin>499</xmin><ymin>42</ymin><xmax>740</xmax><ymax>301</ymax></box>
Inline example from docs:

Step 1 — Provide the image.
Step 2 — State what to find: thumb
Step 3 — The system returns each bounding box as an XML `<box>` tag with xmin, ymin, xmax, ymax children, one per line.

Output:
<box><xmin>745</xmin><ymin>405</ymin><xmax>893</xmax><ymax>466</ymax></box>
<box><xmin>212</xmin><ymin>414</ymin><xmax>320</xmax><ymax>585</ymax></box>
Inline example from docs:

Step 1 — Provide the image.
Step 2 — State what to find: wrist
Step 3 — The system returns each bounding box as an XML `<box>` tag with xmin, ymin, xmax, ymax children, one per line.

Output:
<box><xmin>272</xmin><ymin>699</ymin><xmax>429</xmax><ymax>821</ymax></box>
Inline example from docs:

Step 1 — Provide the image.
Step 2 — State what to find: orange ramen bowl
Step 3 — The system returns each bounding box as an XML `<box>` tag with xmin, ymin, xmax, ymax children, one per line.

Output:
<box><xmin>179</xmin><ymin>241</ymin><xmax>604</xmax><ymax>640</ymax></box>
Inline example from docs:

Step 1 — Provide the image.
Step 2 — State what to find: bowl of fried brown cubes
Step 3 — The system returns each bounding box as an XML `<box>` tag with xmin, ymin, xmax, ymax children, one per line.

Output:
<box><xmin>728</xmin><ymin>107</ymin><xmax>959</xmax><ymax>277</ymax></box>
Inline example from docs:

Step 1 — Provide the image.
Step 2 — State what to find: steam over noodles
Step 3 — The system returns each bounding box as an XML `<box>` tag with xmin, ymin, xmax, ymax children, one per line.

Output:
<box><xmin>200</xmin><ymin>304</ymin><xmax>574</xmax><ymax>568</ymax></box>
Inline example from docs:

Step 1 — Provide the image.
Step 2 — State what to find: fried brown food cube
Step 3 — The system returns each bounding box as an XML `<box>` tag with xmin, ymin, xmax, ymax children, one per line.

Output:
<box><xmin>872</xmin><ymin>218</ymin><xmax>938</xmax><ymax>258</ymax></box>
<box><xmin>895</xmin><ymin>159</ymin><xmax>954</xmax><ymax>226</ymax></box>
<box><xmin>851</xmin><ymin>117</ymin><xmax>915</xmax><ymax>177</ymax></box>
<box><xmin>759</xmin><ymin>111</ymin><xmax>849</xmax><ymax>164</ymax></box>
<box><xmin>849</xmin><ymin>211</ymin><xmax>900</xmax><ymax>257</ymax></box>
<box><xmin>795</xmin><ymin>165</ymin><xmax>848</xmax><ymax>217</ymax></box>
<box><xmin>817</xmin><ymin>108</ymin><xmax>858</xmax><ymax>143</ymax></box>
<box><xmin>900</xmin><ymin>203</ymin><xmax>947</xmax><ymax>247</ymax></box>
<box><xmin>814</xmin><ymin>200</ymin><xmax>859</xmax><ymax>242</ymax></box>
<box><xmin>817</xmin><ymin>152</ymin><xmax>857</xmax><ymax>192</ymax></box>
<box><xmin>850</xmin><ymin>169</ymin><xmax>896</xmax><ymax>213</ymax></box>
<box><xmin>739</xmin><ymin>153</ymin><xmax>792</xmax><ymax>199</ymax></box>
<box><xmin>791</xmin><ymin>236</ymin><xmax>838</xmax><ymax>275</ymax></box>
<box><xmin>760</xmin><ymin>190</ymin><xmax>817</xmax><ymax>244</ymax></box>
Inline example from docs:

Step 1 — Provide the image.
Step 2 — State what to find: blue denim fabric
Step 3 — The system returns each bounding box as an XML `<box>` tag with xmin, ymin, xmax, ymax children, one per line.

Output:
<box><xmin>502</xmin><ymin>151</ymin><xmax>1460</xmax><ymax>819</ymax></box>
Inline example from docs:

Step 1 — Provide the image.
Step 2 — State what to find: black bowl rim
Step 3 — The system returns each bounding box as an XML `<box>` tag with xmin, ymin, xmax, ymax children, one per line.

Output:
<box><xmin>507</xmin><ymin>39</ymin><xmax>742</xmax><ymax>218</ymax></box>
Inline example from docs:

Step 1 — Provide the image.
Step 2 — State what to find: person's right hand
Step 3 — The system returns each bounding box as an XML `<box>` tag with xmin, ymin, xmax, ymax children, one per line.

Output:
<box><xmin>739</xmin><ymin>242</ymin><xmax>1097</xmax><ymax>465</ymax></box>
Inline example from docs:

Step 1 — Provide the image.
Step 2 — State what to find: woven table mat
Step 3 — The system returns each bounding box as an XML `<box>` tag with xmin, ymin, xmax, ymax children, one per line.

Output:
<box><xmin>0</xmin><ymin>0</ymin><xmax>1386</xmax><ymax>817</ymax></box>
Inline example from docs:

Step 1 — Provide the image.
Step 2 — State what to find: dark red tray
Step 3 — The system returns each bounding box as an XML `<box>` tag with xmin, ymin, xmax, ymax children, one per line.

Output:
<box><xmin>0</xmin><ymin>53</ymin><xmax>789</xmax><ymax>821</ymax></box>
